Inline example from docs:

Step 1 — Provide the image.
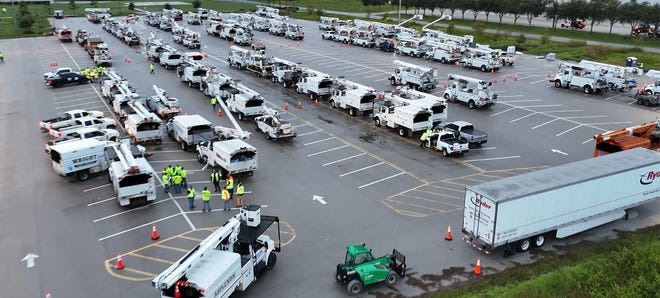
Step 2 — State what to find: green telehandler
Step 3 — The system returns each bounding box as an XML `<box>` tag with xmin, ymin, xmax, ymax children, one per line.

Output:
<box><xmin>335</xmin><ymin>243</ymin><xmax>407</xmax><ymax>295</ymax></box>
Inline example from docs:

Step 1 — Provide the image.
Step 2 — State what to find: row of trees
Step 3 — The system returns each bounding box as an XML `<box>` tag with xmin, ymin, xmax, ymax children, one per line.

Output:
<box><xmin>364</xmin><ymin>0</ymin><xmax>660</xmax><ymax>36</ymax></box>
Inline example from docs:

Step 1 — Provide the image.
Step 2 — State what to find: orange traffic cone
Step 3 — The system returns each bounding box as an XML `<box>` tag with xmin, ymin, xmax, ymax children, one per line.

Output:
<box><xmin>547</xmin><ymin>71</ymin><xmax>552</xmax><ymax>78</ymax></box>
<box><xmin>297</xmin><ymin>101</ymin><xmax>302</xmax><ymax>109</ymax></box>
<box><xmin>455</xmin><ymin>62</ymin><xmax>459</xmax><ymax>68</ymax></box>
<box><xmin>151</xmin><ymin>225</ymin><xmax>160</xmax><ymax>240</ymax></box>
<box><xmin>490</xmin><ymin>69</ymin><xmax>494</xmax><ymax>76</ymax></box>
<box><xmin>296</xmin><ymin>41</ymin><xmax>300</xmax><ymax>47</ymax></box>
<box><xmin>314</xmin><ymin>99</ymin><xmax>319</xmax><ymax>106</ymax></box>
<box><xmin>502</xmin><ymin>76</ymin><xmax>507</xmax><ymax>82</ymax></box>
<box><xmin>174</xmin><ymin>285</ymin><xmax>181</xmax><ymax>298</ymax></box>
<box><xmin>288</xmin><ymin>42</ymin><xmax>291</xmax><ymax>47</ymax></box>
<box><xmin>442</xmin><ymin>82</ymin><xmax>448</xmax><ymax>89</ymax></box>
<box><xmin>217</xmin><ymin>108</ymin><xmax>222</xmax><ymax>117</ymax></box>
<box><xmin>45</xmin><ymin>291</ymin><xmax>52</xmax><ymax>298</ymax></box>
<box><xmin>444</xmin><ymin>226</ymin><xmax>452</xmax><ymax>241</ymax></box>
<box><xmin>474</xmin><ymin>257</ymin><xmax>482</xmax><ymax>275</ymax></box>
<box><xmin>514</xmin><ymin>74</ymin><xmax>519</xmax><ymax>81</ymax></box>
<box><xmin>493</xmin><ymin>77</ymin><xmax>498</xmax><ymax>83</ymax></box>
<box><xmin>284</xmin><ymin>103</ymin><xmax>289</xmax><ymax>111</ymax></box>
<box><xmin>116</xmin><ymin>253</ymin><xmax>125</xmax><ymax>270</ymax></box>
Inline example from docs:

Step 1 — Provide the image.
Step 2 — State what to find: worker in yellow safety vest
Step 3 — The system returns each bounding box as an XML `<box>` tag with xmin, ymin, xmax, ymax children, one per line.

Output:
<box><xmin>202</xmin><ymin>187</ymin><xmax>211</xmax><ymax>212</ymax></box>
<box><xmin>236</xmin><ymin>182</ymin><xmax>245</xmax><ymax>207</ymax></box>
<box><xmin>222</xmin><ymin>187</ymin><xmax>231</xmax><ymax>211</ymax></box>
<box><xmin>187</xmin><ymin>186</ymin><xmax>196</xmax><ymax>210</ymax></box>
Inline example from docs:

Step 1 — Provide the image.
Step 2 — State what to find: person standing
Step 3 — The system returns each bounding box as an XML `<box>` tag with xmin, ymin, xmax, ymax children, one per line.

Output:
<box><xmin>166</xmin><ymin>164</ymin><xmax>175</xmax><ymax>178</ymax></box>
<box><xmin>162</xmin><ymin>173</ymin><xmax>170</xmax><ymax>194</ymax></box>
<box><xmin>187</xmin><ymin>186</ymin><xmax>196</xmax><ymax>210</ymax></box>
<box><xmin>210</xmin><ymin>170</ymin><xmax>221</xmax><ymax>192</ymax></box>
<box><xmin>172</xmin><ymin>173</ymin><xmax>183</xmax><ymax>194</ymax></box>
<box><xmin>225</xmin><ymin>175</ymin><xmax>234</xmax><ymax>200</ymax></box>
<box><xmin>419</xmin><ymin>127</ymin><xmax>432</xmax><ymax>147</ymax></box>
<box><xmin>221</xmin><ymin>187</ymin><xmax>231</xmax><ymax>211</ymax></box>
<box><xmin>236</xmin><ymin>182</ymin><xmax>245</xmax><ymax>207</ymax></box>
<box><xmin>0</xmin><ymin>51</ymin><xmax>4</xmax><ymax>62</ymax></box>
<box><xmin>180</xmin><ymin>167</ymin><xmax>188</xmax><ymax>188</ymax></box>
<box><xmin>210</xmin><ymin>96</ymin><xmax>217</xmax><ymax>112</ymax></box>
<box><xmin>202</xmin><ymin>187</ymin><xmax>211</xmax><ymax>212</ymax></box>
<box><xmin>150</xmin><ymin>63</ymin><xmax>155</xmax><ymax>75</ymax></box>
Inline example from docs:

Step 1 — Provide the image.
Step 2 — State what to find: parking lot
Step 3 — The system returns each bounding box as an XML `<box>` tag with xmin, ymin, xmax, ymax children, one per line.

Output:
<box><xmin>1</xmin><ymin>15</ymin><xmax>659</xmax><ymax>298</ymax></box>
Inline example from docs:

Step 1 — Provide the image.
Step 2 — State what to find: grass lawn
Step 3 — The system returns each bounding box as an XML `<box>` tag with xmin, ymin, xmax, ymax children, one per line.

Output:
<box><xmin>425</xmin><ymin>225</ymin><xmax>660</xmax><ymax>298</ymax></box>
<box><xmin>258</xmin><ymin>0</ymin><xmax>397</xmax><ymax>13</ymax></box>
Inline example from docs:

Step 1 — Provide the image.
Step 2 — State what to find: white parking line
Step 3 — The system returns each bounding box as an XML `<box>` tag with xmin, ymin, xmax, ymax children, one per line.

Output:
<box><xmin>373</xmin><ymin>77</ymin><xmax>390</xmax><ymax>82</ymax></box>
<box><xmin>532</xmin><ymin>118</ymin><xmax>559</xmax><ymax>129</ymax></box>
<box><xmin>529</xmin><ymin>78</ymin><xmax>549</xmax><ymax>84</ymax></box>
<box><xmin>297</xmin><ymin>129</ymin><xmax>322</xmax><ymax>136</ymax></box>
<box><xmin>293</xmin><ymin>123</ymin><xmax>309</xmax><ymax>128</ymax></box>
<box><xmin>490</xmin><ymin>107</ymin><xmax>517</xmax><ymax>117</ymax></box>
<box><xmin>49</xmin><ymin>88</ymin><xmax>94</xmax><ymax>95</ymax></box>
<box><xmin>556</xmin><ymin>125</ymin><xmax>582</xmax><ymax>136</ymax></box>
<box><xmin>562</xmin><ymin>115</ymin><xmax>608</xmax><ymax>119</ymax></box>
<box><xmin>605</xmin><ymin>94</ymin><xmax>621</xmax><ymax>101</ymax></box>
<box><xmin>150</xmin><ymin>159</ymin><xmax>197</xmax><ymax>163</ymax></box>
<box><xmin>363</xmin><ymin>72</ymin><xmax>386</xmax><ymax>79</ymax></box>
<box><xmin>304</xmin><ymin>137</ymin><xmax>334</xmax><ymax>146</ymax></box>
<box><xmin>496</xmin><ymin>95</ymin><xmax>525</xmax><ymax>98</ymax></box>
<box><xmin>463</xmin><ymin>156</ymin><xmax>520</xmax><ymax>162</ymax></box>
<box><xmin>584</xmin><ymin>121</ymin><xmax>632</xmax><ymax>126</ymax></box>
<box><xmin>56</xmin><ymin>101</ymin><xmax>102</xmax><ymax>109</ymax></box>
<box><xmin>358</xmin><ymin>172</ymin><xmax>405</xmax><ymax>189</ymax></box>
<box><xmin>83</xmin><ymin>183</ymin><xmax>110</xmax><ymax>192</ymax></box>
<box><xmin>510</xmin><ymin>112</ymin><xmax>537</xmax><ymax>123</ymax></box>
<box><xmin>322</xmin><ymin>153</ymin><xmax>366</xmax><ymax>166</ymax></box>
<box><xmin>54</xmin><ymin>97</ymin><xmax>99</xmax><ymax>104</ymax></box>
<box><xmin>307</xmin><ymin>145</ymin><xmax>349</xmax><ymax>157</ymax></box>
<box><xmin>149</xmin><ymin>150</ymin><xmax>191</xmax><ymax>154</ymax></box>
<box><xmin>470</xmin><ymin>147</ymin><xmax>496</xmax><ymax>151</ymax></box>
<box><xmin>87</xmin><ymin>197</ymin><xmax>115</xmax><ymax>207</ymax></box>
<box><xmin>93</xmin><ymin>199</ymin><xmax>172</xmax><ymax>223</ymax></box>
<box><xmin>339</xmin><ymin>162</ymin><xmax>384</xmax><ymax>177</ymax></box>
<box><xmin>98</xmin><ymin>213</ymin><xmax>181</xmax><ymax>242</ymax></box>
<box><xmin>542</xmin><ymin>110</ymin><xmax>584</xmax><ymax>113</ymax></box>
<box><xmin>582</xmin><ymin>138</ymin><xmax>594</xmax><ymax>144</ymax></box>
<box><xmin>517</xmin><ymin>104</ymin><xmax>562</xmax><ymax>108</ymax></box>
<box><xmin>52</xmin><ymin>92</ymin><xmax>97</xmax><ymax>99</ymax></box>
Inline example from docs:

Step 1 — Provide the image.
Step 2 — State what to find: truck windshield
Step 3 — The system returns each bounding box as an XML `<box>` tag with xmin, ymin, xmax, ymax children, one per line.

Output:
<box><xmin>119</xmin><ymin>173</ymin><xmax>151</xmax><ymax>187</ymax></box>
<box><xmin>231</xmin><ymin>151</ymin><xmax>256</xmax><ymax>163</ymax></box>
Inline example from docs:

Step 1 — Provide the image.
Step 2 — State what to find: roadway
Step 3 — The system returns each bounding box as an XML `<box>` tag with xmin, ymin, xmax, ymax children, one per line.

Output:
<box><xmin>0</xmin><ymin>15</ymin><xmax>658</xmax><ymax>298</ymax></box>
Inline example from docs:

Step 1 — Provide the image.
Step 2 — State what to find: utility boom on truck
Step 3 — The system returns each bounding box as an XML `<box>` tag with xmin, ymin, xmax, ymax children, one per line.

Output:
<box><xmin>152</xmin><ymin>206</ymin><xmax>280</xmax><ymax>298</ymax></box>
<box><xmin>552</xmin><ymin>62</ymin><xmax>608</xmax><ymax>95</ymax></box>
<box><xmin>390</xmin><ymin>60</ymin><xmax>438</xmax><ymax>92</ymax></box>
<box><xmin>463</xmin><ymin>148</ymin><xmax>660</xmax><ymax>257</ymax></box>
<box><xmin>443</xmin><ymin>73</ymin><xmax>497</xmax><ymax>109</ymax></box>
<box><xmin>385</xmin><ymin>86</ymin><xmax>447</xmax><ymax>127</ymax></box>
<box><xmin>593</xmin><ymin>120</ymin><xmax>660</xmax><ymax>157</ymax></box>
<box><xmin>329</xmin><ymin>78</ymin><xmax>377</xmax><ymax>117</ymax></box>
<box><xmin>147</xmin><ymin>85</ymin><xmax>182</xmax><ymax>119</ymax></box>
<box><xmin>108</xmin><ymin>139</ymin><xmax>156</xmax><ymax>206</ymax></box>
<box><xmin>125</xmin><ymin>102</ymin><xmax>163</xmax><ymax>144</ymax></box>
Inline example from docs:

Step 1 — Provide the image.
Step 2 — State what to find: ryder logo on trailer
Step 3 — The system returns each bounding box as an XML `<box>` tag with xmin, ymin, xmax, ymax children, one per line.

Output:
<box><xmin>640</xmin><ymin>171</ymin><xmax>660</xmax><ymax>185</ymax></box>
<box><xmin>470</xmin><ymin>196</ymin><xmax>492</xmax><ymax>209</ymax></box>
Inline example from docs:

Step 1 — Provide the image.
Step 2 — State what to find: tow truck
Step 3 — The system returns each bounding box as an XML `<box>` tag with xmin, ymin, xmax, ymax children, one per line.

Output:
<box><xmin>443</xmin><ymin>73</ymin><xmax>497</xmax><ymax>109</ymax></box>
<box><xmin>146</xmin><ymin>85</ymin><xmax>182</xmax><ymax>119</ymax></box>
<box><xmin>108</xmin><ymin>139</ymin><xmax>156</xmax><ymax>206</ymax></box>
<box><xmin>152</xmin><ymin>206</ymin><xmax>280</xmax><ymax>298</ymax></box>
<box><xmin>329</xmin><ymin>78</ymin><xmax>377</xmax><ymax>117</ymax></box>
<box><xmin>593</xmin><ymin>120</ymin><xmax>660</xmax><ymax>157</ymax></box>
<box><xmin>390</xmin><ymin>60</ymin><xmax>438</xmax><ymax>92</ymax></box>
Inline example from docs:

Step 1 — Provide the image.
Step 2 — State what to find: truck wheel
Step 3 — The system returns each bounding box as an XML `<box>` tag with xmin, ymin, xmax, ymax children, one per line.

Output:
<box><xmin>481</xmin><ymin>65</ymin><xmax>487</xmax><ymax>72</ymax></box>
<box><xmin>309</xmin><ymin>93</ymin><xmax>315</xmax><ymax>100</ymax></box>
<box><xmin>76</xmin><ymin>170</ymin><xmax>90</xmax><ymax>181</ymax></box>
<box><xmin>442</xmin><ymin>149</ymin><xmax>449</xmax><ymax>157</ymax></box>
<box><xmin>583</xmin><ymin>85</ymin><xmax>593</xmax><ymax>94</ymax></box>
<box><xmin>188</xmin><ymin>81</ymin><xmax>192</xmax><ymax>88</ymax></box>
<box><xmin>254</xmin><ymin>123</ymin><xmax>260</xmax><ymax>132</ymax></box>
<box><xmin>468</xmin><ymin>100</ymin><xmax>476</xmax><ymax>109</ymax></box>
<box><xmin>329</xmin><ymin>100</ymin><xmax>337</xmax><ymax>108</ymax></box>
<box><xmin>516</xmin><ymin>238</ymin><xmax>531</xmax><ymax>252</ymax></box>
<box><xmin>283</xmin><ymin>81</ymin><xmax>288</xmax><ymax>88</ymax></box>
<box><xmin>238</xmin><ymin>113</ymin><xmax>244</xmax><ymax>121</ymax></box>
<box><xmin>398</xmin><ymin>127</ymin><xmax>407</xmax><ymax>137</ymax></box>
<box><xmin>636</xmin><ymin>98</ymin><xmax>644</xmax><ymax>105</ymax></box>
<box><xmin>385</xmin><ymin>271</ymin><xmax>398</xmax><ymax>286</ymax></box>
<box><xmin>349</xmin><ymin>108</ymin><xmax>356</xmax><ymax>117</ymax></box>
<box><xmin>533</xmin><ymin>235</ymin><xmax>546</xmax><ymax>248</ymax></box>
<box><xmin>443</xmin><ymin>93</ymin><xmax>451</xmax><ymax>101</ymax></box>
<box><xmin>347</xmin><ymin>279</ymin><xmax>364</xmax><ymax>296</ymax></box>
<box><xmin>424</xmin><ymin>54</ymin><xmax>430</xmax><ymax>60</ymax></box>
<box><xmin>554</xmin><ymin>80</ymin><xmax>562</xmax><ymax>88</ymax></box>
<box><xmin>180</xmin><ymin>141</ymin><xmax>188</xmax><ymax>151</ymax></box>
<box><xmin>390</xmin><ymin>77</ymin><xmax>396</xmax><ymax>86</ymax></box>
<box><xmin>374</xmin><ymin>118</ymin><xmax>381</xmax><ymax>127</ymax></box>
<box><xmin>265</xmin><ymin>252</ymin><xmax>277</xmax><ymax>270</ymax></box>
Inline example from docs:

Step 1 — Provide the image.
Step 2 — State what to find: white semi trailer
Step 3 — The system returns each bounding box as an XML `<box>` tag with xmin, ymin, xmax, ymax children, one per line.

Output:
<box><xmin>462</xmin><ymin>148</ymin><xmax>660</xmax><ymax>257</ymax></box>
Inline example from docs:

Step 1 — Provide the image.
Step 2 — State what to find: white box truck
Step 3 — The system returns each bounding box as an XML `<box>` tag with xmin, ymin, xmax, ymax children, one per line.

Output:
<box><xmin>463</xmin><ymin>148</ymin><xmax>660</xmax><ymax>256</ymax></box>
<box><xmin>196</xmin><ymin>138</ymin><xmax>258</xmax><ymax>178</ymax></box>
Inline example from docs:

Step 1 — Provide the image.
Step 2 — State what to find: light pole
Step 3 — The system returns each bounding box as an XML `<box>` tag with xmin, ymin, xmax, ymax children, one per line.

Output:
<box><xmin>397</xmin><ymin>0</ymin><xmax>401</xmax><ymax>23</ymax></box>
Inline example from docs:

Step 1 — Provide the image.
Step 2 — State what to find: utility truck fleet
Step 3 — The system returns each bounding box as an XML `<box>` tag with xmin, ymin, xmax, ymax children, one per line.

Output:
<box><xmin>390</xmin><ymin>60</ymin><xmax>438</xmax><ymax>92</ymax></box>
<box><xmin>443</xmin><ymin>73</ymin><xmax>497</xmax><ymax>109</ymax></box>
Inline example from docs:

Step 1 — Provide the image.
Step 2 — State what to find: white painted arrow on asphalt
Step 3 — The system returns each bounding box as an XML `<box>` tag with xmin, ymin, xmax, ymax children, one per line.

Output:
<box><xmin>551</xmin><ymin>149</ymin><xmax>568</xmax><ymax>156</ymax></box>
<box><xmin>21</xmin><ymin>253</ymin><xmax>39</xmax><ymax>268</ymax></box>
<box><xmin>313</xmin><ymin>195</ymin><xmax>327</xmax><ymax>205</ymax></box>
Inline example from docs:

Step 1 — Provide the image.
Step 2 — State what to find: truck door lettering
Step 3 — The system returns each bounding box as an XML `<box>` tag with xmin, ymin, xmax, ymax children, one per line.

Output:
<box><xmin>470</xmin><ymin>196</ymin><xmax>492</xmax><ymax>209</ymax></box>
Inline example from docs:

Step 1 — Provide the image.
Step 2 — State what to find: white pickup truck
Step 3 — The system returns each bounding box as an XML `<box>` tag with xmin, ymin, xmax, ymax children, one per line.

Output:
<box><xmin>424</xmin><ymin>130</ymin><xmax>470</xmax><ymax>157</ymax></box>
<box><xmin>39</xmin><ymin>109</ymin><xmax>104</xmax><ymax>132</ymax></box>
<box><xmin>254</xmin><ymin>109</ymin><xmax>296</xmax><ymax>141</ymax></box>
<box><xmin>48</xmin><ymin>116</ymin><xmax>117</xmax><ymax>138</ymax></box>
<box><xmin>45</xmin><ymin>127</ymin><xmax>119</xmax><ymax>153</ymax></box>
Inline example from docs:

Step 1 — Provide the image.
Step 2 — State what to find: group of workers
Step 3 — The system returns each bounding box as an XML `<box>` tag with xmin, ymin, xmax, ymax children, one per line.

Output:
<box><xmin>81</xmin><ymin>66</ymin><xmax>106</xmax><ymax>82</ymax></box>
<box><xmin>162</xmin><ymin>165</ymin><xmax>246</xmax><ymax>212</ymax></box>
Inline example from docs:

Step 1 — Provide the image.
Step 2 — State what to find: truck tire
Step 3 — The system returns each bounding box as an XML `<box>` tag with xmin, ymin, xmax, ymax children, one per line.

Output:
<box><xmin>374</xmin><ymin>118</ymin><xmax>381</xmax><ymax>127</ymax></box>
<box><xmin>516</xmin><ymin>238</ymin><xmax>531</xmax><ymax>252</ymax></box>
<box><xmin>238</xmin><ymin>112</ymin><xmax>244</xmax><ymax>121</ymax></box>
<box><xmin>390</xmin><ymin>77</ymin><xmax>397</xmax><ymax>86</ymax></box>
<box><xmin>583</xmin><ymin>85</ymin><xmax>593</xmax><ymax>94</ymax></box>
<box><xmin>329</xmin><ymin>100</ymin><xmax>337</xmax><ymax>108</ymax></box>
<box><xmin>347</xmin><ymin>279</ymin><xmax>364</xmax><ymax>296</ymax></box>
<box><xmin>440</xmin><ymin>57</ymin><xmax>447</xmax><ymax>64</ymax></box>
<box><xmin>309</xmin><ymin>93</ymin><xmax>315</xmax><ymax>100</ymax></box>
<box><xmin>532</xmin><ymin>235</ymin><xmax>546</xmax><ymax>248</ymax></box>
<box><xmin>265</xmin><ymin>252</ymin><xmax>277</xmax><ymax>270</ymax></box>
<box><xmin>444</xmin><ymin>93</ymin><xmax>451</xmax><ymax>102</ymax></box>
<box><xmin>283</xmin><ymin>81</ymin><xmax>288</xmax><ymax>88</ymax></box>
<box><xmin>424</xmin><ymin>54</ymin><xmax>430</xmax><ymax>60</ymax></box>
<box><xmin>468</xmin><ymin>100</ymin><xmax>476</xmax><ymax>109</ymax></box>
<box><xmin>349</xmin><ymin>108</ymin><xmax>357</xmax><ymax>117</ymax></box>
<box><xmin>188</xmin><ymin>81</ymin><xmax>192</xmax><ymax>88</ymax></box>
<box><xmin>398</xmin><ymin>127</ymin><xmax>407</xmax><ymax>137</ymax></box>
<box><xmin>554</xmin><ymin>80</ymin><xmax>562</xmax><ymax>88</ymax></box>
<box><xmin>385</xmin><ymin>271</ymin><xmax>398</xmax><ymax>286</ymax></box>
<box><xmin>76</xmin><ymin>170</ymin><xmax>90</xmax><ymax>181</ymax></box>
<box><xmin>180</xmin><ymin>141</ymin><xmax>188</xmax><ymax>151</ymax></box>
<box><xmin>442</xmin><ymin>149</ymin><xmax>449</xmax><ymax>157</ymax></box>
<box><xmin>481</xmin><ymin>65</ymin><xmax>487</xmax><ymax>72</ymax></box>
<box><xmin>254</xmin><ymin>123</ymin><xmax>260</xmax><ymax>132</ymax></box>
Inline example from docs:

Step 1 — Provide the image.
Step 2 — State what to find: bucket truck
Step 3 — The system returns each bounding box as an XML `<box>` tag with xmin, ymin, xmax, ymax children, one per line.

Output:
<box><xmin>372</xmin><ymin>101</ymin><xmax>432</xmax><ymax>137</ymax></box>
<box><xmin>271</xmin><ymin>57</ymin><xmax>303</xmax><ymax>88</ymax></box>
<box><xmin>390</xmin><ymin>60</ymin><xmax>438</xmax><ymax>92</ymax></box>
<box><xmin>460</xmin><ymin>47</ymin><xmax>501</xmax><ymax>72</ymax></box>
<box><xmin>177</xmin><ymin>60</ymin><xmax>208</xmax><ymax>89</ymax></box>
<box><xmin>551</xmin><ymin>63</ymin><xmax>608</xmax><ymax>95</ymax></box>
<box><xmin>125</xmin><ymin>102</ymin><xmax>163</xmax><ymax>144</ymax></box>
<box><xmin>254</xmin><ymin>107</ymin><xmax>297</xmax><ymax>141</ymax></box>
<box><xmin>201</xmin><ymin>68</ymin><xmax>235</xmax><ymax>97</ymax></box>
<box><xmin>329</xmin><ymin>78</ymin><xmax>377</xmax><ymax>117</ymax></box>
<box><xmin>296</xmin><ymin>68</ymin><xmax>334</xmax><ymax>100</ymax></box>
<box><xmin>218</xmin><ymin>83</ymin><xmax>265</xmax><ymax>121</ymax></box>
<box><xmin>386</xmin><ymin>86</ymin><xmax>448</xmax><ymax>127</ymax></box>
<box><xmin>443</xmin><ymin>73</ymin><xmax>497</xmax><ymax>109</ymax></box>
<box><xmin>108</xmin><ymin>139</ymin><xmax>156</xmax><ymax>207</ymax></box>
<box><xmin>152</xmin><ymin>206</ymin><xmax>280</xmax><ymax>298</ymax></box>
<box><xmin>146</xmin><ymin>85</ymin><xmax>182</xmax><ymax>119</ymax></box>
<box><xmin>578</xmin><ymin>60</ymin><xmax>637</xmax><ymax>91</ymax></box>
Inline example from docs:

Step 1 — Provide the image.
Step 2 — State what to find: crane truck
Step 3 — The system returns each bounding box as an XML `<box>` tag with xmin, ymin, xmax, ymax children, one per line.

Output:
<box><xmin>107</xmin><ymin>139</ymin><xmax>156</xmax><ymax>207</ymax></box>
<box><xmin>152</xmin><ymin>206</ymin><xmax>280</xmax><ymax>298</ymax></box>
<box><xmin>551</xmin><ymin>62</ymin><xmax>608</xmax><ymax>95</ymax></box>
<box><xmin>593</xmin><ymin>120</ymin><xmax>660</xmax><ymax>157</ymax></box>
<box><xmin>329</xmin><ymin>78</ymin><xmax>377</xmax><ymax>117</ymax></box>
<box><xmin>389</xmin><ymin>60</ymin><xmax>438</xmax><ymax>92</ymax></box>
<box><xmin>443</xmin><ymin>73</ymin><xmax>497</xmax><ymax>109</ymax></box>
<box><xmin>463</xmin><ymin>148</ymin><xmax>660</xmax><ymax>257</ymax></box>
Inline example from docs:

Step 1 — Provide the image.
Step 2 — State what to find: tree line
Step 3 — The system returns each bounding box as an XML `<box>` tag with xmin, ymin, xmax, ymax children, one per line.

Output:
<box><xmin>363</xmin><ymin>0</ymin><xmax>660</xmax><ymax>36</ymax></box>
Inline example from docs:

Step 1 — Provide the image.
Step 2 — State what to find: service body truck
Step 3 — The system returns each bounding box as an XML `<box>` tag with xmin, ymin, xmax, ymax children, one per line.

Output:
<box><xmin>463</xmin><ymin>148</ymin><xmax>660</xmax><ymax>256</ymax></box>
<box><xmin>45</xmin><ymin>127</ymin><xmax>119</xmax><ymax>153</ymax></box>
<box><xmin>390</xmin><ymin>60</ymin><xmax>438</xmax><ymax>92</ymax></box>
<box><xmin>146</xmin><ymin>85</ymin><xmax>182</xmax><ymax>119</ymax></box>
<box><xmin>284</xmin><ymin>23</ymin><xmax>304</xmax><ymax>40</ymax></box>
<box><xmin>152</xmin><ymin>206</ymin><xmax>280</xmax><ymax>298</ymax></box>
<box><xmin>125</xmin><ymin>102</ymin><xmax>163</xmax><ymax>144</ymax></box>
<box><xmin>167</xmin><ymin>115</ymin><xmax>216</xmax><ymax>151</ymax></box>
<box><xmin>386</xmin><ymin>86</ymin><xmax>447</xmax><ymax>127</ymax></box>
<box><xmin>552</xmin><ymin>63</ymin><xmax>608</xmax><ymax>95</ymax></box>
<box><xmin>176</xmin><ymin>60</ymin><xmax>208</xmax><ymax>88</ymax></box>
<box><xmin>271</xmin><ymin>57</ymin><xmax>303</xmax><ymax>88</ymax></box>
<box><xmin>92</xmin><ymin>43</ymin><xmax>112</xmax><ymax>66</ymax></box>
<box><xmin>39</xmin><ymin>109</ymin><xmax>104</xmax><ymax>132</ymax></box>
<box><xmin>373</xmin><ymin>102</ymin><xmax>432</xmax><ymax>137</ymax></box>
<box><xmin>578</xmin><ymin>60</ymin><xmax>637</xmax><ymax>92</ymax></box>
<box><xmin>460</xmin><ymin>47</ymin><xmax>501</xmax><ymax>72</ymax></box>
<box><xmin>201</xmin><ymin>68</ymin><xmax>235</xmax><ymax>97</ymax></box>
<box><xmin>395</xmin><ymin>38</ymin><xmax>426</xmax><ymax>58</ymax></box>
<box><xmin>219</xmin><ymin>83</ymin><xmax>266</xmax><ymax>121</ymax></box>
<box><xmin>443</xmin><ymin>73</ymin><xmax>497</xmax><ymax>109</ymax></box>
<box><xmin>49</xmin><ymin>139</ymin><xmax>113</xmax><ymax>181</ymax></box>
<box><xmin>424</xmin><ymin>43</ymin><xmax>461</xmax><ymax>64</ymax></box>
<box><xmin>329</xmin><ymin>78</ymin><xmax>376</xmax><ymax>117</ymax></box>
<box><xmin>108</xmin><ymin>140</ymin><xmax>156</xmax><ymax>206</ymax></box>
<box><xmin>196</xmin><ymin>138</ymin><xmax>258</xmax><ymax>177</ymax></box>
<box><xmin>254</xmin><ymin>108</ymin><xmax>296</xmax><ymax>141</ymax></box>
<box><xmin>296</xmin><ymin>68</ymin><xmax>334</xmax><ymax>100</ymax></box>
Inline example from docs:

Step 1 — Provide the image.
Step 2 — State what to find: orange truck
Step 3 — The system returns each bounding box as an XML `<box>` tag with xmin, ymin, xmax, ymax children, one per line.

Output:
<box><xmin>593</xmin><ymin>120</ymin><xmax>660</xmax><ymax>157</ymax></box>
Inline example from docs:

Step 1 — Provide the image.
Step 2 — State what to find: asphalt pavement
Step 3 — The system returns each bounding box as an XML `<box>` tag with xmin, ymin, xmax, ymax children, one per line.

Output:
<box><xmin>0</xmin><ymin>15</ymin><xmax>658</xmax><ymax>298</ymax></box>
